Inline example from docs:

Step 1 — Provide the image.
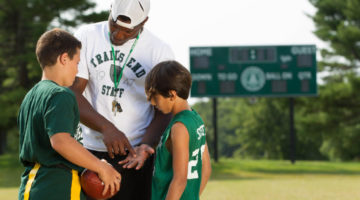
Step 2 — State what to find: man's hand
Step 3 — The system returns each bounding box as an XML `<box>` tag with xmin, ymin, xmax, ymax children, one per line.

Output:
<box><xmin>118</xmin><ymin>144</ymin><xmax>155</xmax><ymax>170</ymax></box>
<box><xmin>102</xmin><ymin>125</ymin><xmax>136</xmax><ymax>159</ymax></box>
<box><xmin>70</xmin><ymin>77</ymin><xmax>136</xmax><ymax>159</ymax></box>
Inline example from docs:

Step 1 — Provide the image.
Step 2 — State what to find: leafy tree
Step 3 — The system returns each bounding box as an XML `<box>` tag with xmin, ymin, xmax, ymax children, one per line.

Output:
<box><xmin>310</xmin><ymin>0</ymin><xmax>360</xmax><ymax>72</ymax></box>
<box><xmin>194</xmin><ymin>98</ymin><xmax>291</xmax><ymax>159</ymax></box>
<box><xmin>232</xmin><ymin>98</ymin><xmax>290</xmax><ymax>159</ymax></box>
<box><xmin>193</xmin><ymin>98</ymin><xmax>247</xmax><ymax>158</ymax></box>
<box><xmin>297</xmin><ymin>74</ymin><xmax>360</xmax><ymax>161</ymax></box>
<box><xmin>0</xmin><ymin>0</ymin><xmax>107</xmax><ymax>153</ymax></box>
<box><xmin>307</xmin><ymin>0</ymin><xmax>360</xmax><ymax>160</ymax></box>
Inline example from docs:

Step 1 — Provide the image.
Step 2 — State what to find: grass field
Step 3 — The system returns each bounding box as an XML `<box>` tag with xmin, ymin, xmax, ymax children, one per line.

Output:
<box><xmin>0</xmin><ymin>154</ymin><xmax>24</xmax><ymax>200</ymax></box>
<box><xmin>202</xmin><ymin>159</ymin><xmax>360</xmax><ymax>200</ymax></box>
<box><xmin>1</xmin><ymin>154</ymin><xmax>360</xmax><ymax>200</ymax></box>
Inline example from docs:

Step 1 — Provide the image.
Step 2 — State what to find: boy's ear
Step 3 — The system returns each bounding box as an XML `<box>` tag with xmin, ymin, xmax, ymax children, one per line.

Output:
<box><xmin>169</xmin><ymin>90</ymin><xmax>177</xmax><ymax>100</ymax></box>
<box><xmin>59</xmin><ymin>52</ymin><xmax>69</xmax><ymax>65</ymax></box>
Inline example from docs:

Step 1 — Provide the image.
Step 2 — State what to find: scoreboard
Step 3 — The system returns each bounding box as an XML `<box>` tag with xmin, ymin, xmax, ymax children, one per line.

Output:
<box><xmin>190</xmin><ymin>45</ymin><xmax>317</xmax><ymax>97</ymax></box>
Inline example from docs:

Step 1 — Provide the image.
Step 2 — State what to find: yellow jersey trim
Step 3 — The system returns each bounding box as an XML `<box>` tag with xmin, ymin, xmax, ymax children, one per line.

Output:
<box><xmin>24</xmin><ymin>163</ymin><xmax>40</xmax><ymax>200</ymax></box>
<box><xmin>70</xmin><ymin>169</ymin><xmax>81</xmax><ymax>200</ymax></box>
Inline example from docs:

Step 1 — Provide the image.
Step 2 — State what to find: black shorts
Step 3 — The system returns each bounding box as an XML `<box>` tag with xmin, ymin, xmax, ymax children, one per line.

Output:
<box><xmin>87</xmin><ymin>150</ymin><xmax>154</xmax><ymax>200</ymax></box>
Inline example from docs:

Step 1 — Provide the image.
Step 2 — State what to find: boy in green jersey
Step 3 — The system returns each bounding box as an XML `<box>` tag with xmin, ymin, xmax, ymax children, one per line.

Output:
<box><xmin>18</xmin><ymin>28</ymin><xmax>121</xmax><ymax>200</ymax></box>
<box><xmin>121</xmin><ymin>60</ymin><xmax>211</xmax><ymax>200</ymax></box>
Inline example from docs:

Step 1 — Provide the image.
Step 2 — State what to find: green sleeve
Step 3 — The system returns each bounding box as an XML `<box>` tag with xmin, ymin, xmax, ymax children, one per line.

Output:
<box><xmin>44</xmin><ymin>92</ymin><xmax>77</xmax><ymax>137</ymax></box>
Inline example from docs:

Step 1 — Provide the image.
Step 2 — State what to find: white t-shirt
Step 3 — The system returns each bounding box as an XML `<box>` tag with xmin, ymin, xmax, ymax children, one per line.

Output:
<box><xmin>74</xmin><ymin>21</ymin><xmax>175</xmax><ymax>151</ymax></box>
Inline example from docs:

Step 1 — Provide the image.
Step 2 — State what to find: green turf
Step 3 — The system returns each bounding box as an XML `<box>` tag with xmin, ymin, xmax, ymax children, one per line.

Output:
<box><xmin>0</xmin><ymin>154</ymin><xmax>23</xmax><ymax>200</ymax></box>
<box><xmin>201</xmin><ymin>159</ymin><xmax>360</xmax><ymax>200</ymax></box>
<box><xmin>2</xmin><ymin>155</ymin><xmax>360</xmax><ymax>200</ymax></box>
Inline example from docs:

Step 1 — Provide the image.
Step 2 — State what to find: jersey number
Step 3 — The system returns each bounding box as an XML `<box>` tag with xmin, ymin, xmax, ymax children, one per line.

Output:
<box><xmin>187</xmin><ymin>145</ymin><xmax>205</xmax><ymax>179</ymax></box>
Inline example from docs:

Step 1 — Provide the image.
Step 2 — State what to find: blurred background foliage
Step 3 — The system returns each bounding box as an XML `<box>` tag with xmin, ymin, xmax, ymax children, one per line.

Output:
<box><xmin>0</xmin><ymin>0</ymin><xmax>107</xmax><ymax>154</ymax></box>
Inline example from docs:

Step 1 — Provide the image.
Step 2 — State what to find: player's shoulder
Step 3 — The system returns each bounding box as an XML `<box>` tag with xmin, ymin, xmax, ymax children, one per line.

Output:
<box><xmin>29</xmin><ymin>81</ymin><xmax>75</xmax><ymax>104</ymax></box>
<box><xmin>173</xmin><ymin>110</ymin><xmax>204</xmax><ymax>129</ymax></box>
<box><xmin>174</xmin><ymin>110</ymin><xmax>195</xmax><ymax>120</ymax></box>
<box><xmin>171</xmin><ymin>121</ymin><xmax>189</xmax><ymax>136</ymax></box>
<box><xmin>58</xmin><ymin>86</ymin><xmax>75</xmax><ymax>97</ymax></box>
<box><xmin>171</xmin><ymin>111</ymin><xmax>193</xmax><ymax>130</ymax></box>
<box><xmin>48</xmin><ymin>87</ymin><xmax>77</xmax><ymax>106</ymax></box>
<box><xmin>38</xmin><ymin>81</ymin><xmax>75</xmax><ymax>99</ymax></box>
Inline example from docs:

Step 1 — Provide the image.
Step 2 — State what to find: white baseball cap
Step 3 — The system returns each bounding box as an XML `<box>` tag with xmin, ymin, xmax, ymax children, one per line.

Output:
<box><xmin>111</xmin><ymin>0</ymin><xmax>150</xmax><ymax>29</ymax></box>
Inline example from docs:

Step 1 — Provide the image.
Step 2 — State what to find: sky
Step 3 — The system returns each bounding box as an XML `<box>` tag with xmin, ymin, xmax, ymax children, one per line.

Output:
<box><xmin>94</xmin><ymin>0</ymin><xmax>324</xmax><ymax>103</ymax></box>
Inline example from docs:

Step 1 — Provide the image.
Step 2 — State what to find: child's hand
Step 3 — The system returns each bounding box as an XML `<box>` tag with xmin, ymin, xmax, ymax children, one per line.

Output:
<box><xmin>97</xmin><ymin>160</ymin><xmax>121</xmax><ymax>196</ymax></box>
<box><xmin>118</xmin><ymin>144</ymin><xmax>154</xmax><ymax>170</ymax></box>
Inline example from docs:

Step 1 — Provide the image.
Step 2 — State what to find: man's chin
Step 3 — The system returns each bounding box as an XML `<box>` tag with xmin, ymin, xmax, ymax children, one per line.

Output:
<box><xmin>110</xmin><ymin>39</ymin><xmax>127</xmax><ymax>46</ymax></box>
<box><xmin>112</xmin><ymin>42</ymin><xmax>126</xmax><ymax>46</ymax></box>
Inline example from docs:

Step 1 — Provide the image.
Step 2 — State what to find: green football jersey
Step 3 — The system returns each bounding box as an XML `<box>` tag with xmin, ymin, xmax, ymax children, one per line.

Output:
<box><xmin>152</xmin><ymin>109</ymin><xmax>206</xmax><ymax>200</ymax></box>
<box><xmin>18</xmin><ymin>80</ymin><xmax>81</xmax><ymax>171</ymax></box>
<box><xmin>18</xmin><ymin>80</ymin><xmax>86</xmax><ymax>200</ymax></box>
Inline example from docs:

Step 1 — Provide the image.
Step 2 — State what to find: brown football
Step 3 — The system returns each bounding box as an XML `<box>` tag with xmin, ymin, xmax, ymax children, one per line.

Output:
<box><xmin>80</xmin><ymin>169</ymin><xmax>114</xmax><ymax>199</ymax></box>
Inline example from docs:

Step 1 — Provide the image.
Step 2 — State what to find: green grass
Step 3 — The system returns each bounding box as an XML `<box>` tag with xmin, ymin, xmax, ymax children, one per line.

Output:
<box><xmin>1</xmin><ymin>155</ymin><xmax>360</xmax><ymax>200</ymax></box>
<box><xmin>201</xmin><ymin>159</ymin><xmax>360</xmax><ymax>200</ymax></box>
<box><xmin>0</xmin><ymin>154</ymin><xmax>23</xmax><ymax>200</ymax></box>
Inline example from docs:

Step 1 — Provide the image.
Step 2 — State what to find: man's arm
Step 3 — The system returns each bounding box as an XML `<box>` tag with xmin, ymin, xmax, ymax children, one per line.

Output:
<box><xmin>199</xmin><ymin>143</ymin><xmax>211</xmax><ymax>195</ymax></box>
<box><xmin>69</xmin><ymin>77</ymin><xmax>135</xmax><ymax>158</ymax></box>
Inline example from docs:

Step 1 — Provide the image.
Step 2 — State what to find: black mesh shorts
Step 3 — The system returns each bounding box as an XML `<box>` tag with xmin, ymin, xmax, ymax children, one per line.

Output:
<box><xmin>87</xmin><ymin>149</ymin><xmax>154</xmax><ymax>200</ymax></box>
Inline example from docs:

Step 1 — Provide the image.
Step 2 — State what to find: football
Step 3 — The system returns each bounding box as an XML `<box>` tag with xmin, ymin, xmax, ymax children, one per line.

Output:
<box><xmin>80</xmin><ymin>169</ymin><xmax>114</xmax><ymax>199</ymax></box>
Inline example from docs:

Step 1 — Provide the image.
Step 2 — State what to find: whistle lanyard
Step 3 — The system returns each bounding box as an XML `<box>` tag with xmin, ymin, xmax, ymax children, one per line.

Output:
<box><xmin>109</xmin><ymin>32</ymin><xmax>140</xmax><ymax>89</ymax></box>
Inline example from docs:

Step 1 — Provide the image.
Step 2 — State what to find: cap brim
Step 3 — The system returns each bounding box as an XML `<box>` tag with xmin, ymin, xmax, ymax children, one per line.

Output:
<box><xmin>115</xmin><ymin>20</ymin><xmax>135</xmax><ymax>29</ymax></box>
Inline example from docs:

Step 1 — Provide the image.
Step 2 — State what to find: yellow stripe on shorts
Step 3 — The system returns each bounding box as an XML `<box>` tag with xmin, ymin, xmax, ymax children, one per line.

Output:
<box><xmin>24</xmin><ymin>163</ymin><xmax>40</xmax><ymax>200</ymax></box>
<box><xmin>70</xmin><ymin>169</ymin><xmax>81</xmax><ymax>200</ymax></box>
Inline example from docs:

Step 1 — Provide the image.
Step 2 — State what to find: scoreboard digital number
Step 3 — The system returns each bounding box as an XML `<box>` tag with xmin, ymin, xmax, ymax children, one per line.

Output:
<box><xmin>190</xmin><ymin>45</ymin><xmax>317</xmax><ymax>97</ymax></box>
<box><xmin>229</xmin><ymin>47</ymin><xmax>277</xmax><ymax>63</ymax></box>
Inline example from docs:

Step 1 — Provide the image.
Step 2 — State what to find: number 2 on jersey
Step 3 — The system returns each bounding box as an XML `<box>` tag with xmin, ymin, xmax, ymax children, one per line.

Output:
<box><xmin>187</xmin><ymin>145</ymin><xmax>205</xmax><ymax>179</ymax></box>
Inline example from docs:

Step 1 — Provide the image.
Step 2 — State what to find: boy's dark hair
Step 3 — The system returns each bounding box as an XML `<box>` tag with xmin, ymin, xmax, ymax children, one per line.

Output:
<box><xmin>36</xmin><ymin>28</ymin><xmax>82</xmax><ymax>69</ymax></box>
<box><xmin>145</xmin><ymin>60</ymin><xmax>192</xmax><ymax>100</ymax></box>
